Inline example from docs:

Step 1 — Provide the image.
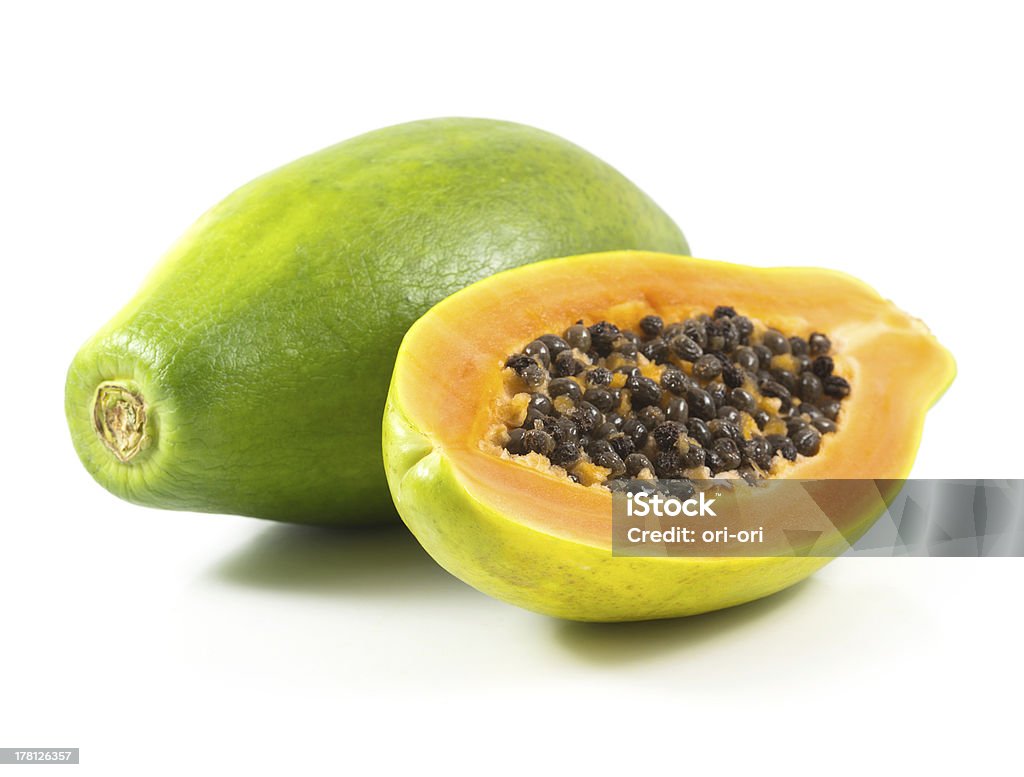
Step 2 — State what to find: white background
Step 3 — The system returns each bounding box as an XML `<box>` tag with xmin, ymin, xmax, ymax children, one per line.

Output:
<box><xmin>2</xmin><ymin>1</ymin><xmax>1022</xmax><ymax>774</ymax></box>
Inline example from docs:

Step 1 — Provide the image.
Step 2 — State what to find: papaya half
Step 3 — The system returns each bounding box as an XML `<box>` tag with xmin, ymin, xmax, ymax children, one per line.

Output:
<box><xmin>383</xmin><ymin>251</ymin><xmax>956</xmax><ymax>621</ymax></box>
<box><xmin>65</xmin><ymin>118</ymin><xmax>688</xmax><ymax>524</ymax></box>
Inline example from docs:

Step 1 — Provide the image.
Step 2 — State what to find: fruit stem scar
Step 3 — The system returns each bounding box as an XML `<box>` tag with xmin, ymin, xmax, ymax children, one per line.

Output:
<box><xmin>93</xmin><ymin>383</ymin><xmax>147</xmax><ymax>462</ymax></box>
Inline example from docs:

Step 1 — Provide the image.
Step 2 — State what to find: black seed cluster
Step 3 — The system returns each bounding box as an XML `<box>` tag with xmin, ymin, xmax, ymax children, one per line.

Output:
<box><xmin>501</xmin><ymin>309</ymin><xmax>849</xmax><ymax>490</ymax></box>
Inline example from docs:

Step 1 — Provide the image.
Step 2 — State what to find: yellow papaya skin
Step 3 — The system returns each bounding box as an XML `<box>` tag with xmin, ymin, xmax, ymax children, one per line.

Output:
<box><xmin>65</xmin><ymin>119</ymin><xmax>688</xmax><ymax>524</ymax></box>
<box><xmin>382</xmin><ymin>251</ymin><xmax>956</xmax><ymax>621</ymax></box>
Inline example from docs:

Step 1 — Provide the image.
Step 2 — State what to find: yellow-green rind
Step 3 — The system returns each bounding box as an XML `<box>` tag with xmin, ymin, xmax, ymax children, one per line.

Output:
<box><xmin>385</xmin><ymin>400</ymin><xmax>831</xmax><ymax>622</ymax></box>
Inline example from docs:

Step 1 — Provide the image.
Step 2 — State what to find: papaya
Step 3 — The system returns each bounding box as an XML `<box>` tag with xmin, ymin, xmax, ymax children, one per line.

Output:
<box><xmin>65</xmin><ymin>118</ymin><xmax>689</xmax><ymax>524</ymax></box>
<box><xmin>382</xmin><ymin>251</ymin><xmax>956</xmax><ymax>621</ymax></box>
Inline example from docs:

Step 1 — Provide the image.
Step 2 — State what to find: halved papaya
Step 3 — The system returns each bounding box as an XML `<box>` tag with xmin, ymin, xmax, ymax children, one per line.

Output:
<box><xmin>383</xmin><ymin>251</ymin><xmax>955</xmax><ymax>622</ymax></box>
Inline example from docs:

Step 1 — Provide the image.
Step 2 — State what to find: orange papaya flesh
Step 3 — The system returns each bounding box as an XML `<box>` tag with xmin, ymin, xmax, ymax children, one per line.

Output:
<box><xmin>383</xmin><ymin>251</ymin><xmax>955</xmax><ymax>621</ymax></box>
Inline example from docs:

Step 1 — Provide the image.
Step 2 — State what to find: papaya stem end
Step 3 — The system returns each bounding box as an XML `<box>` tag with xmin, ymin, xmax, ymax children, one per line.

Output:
<box><xmin>93</xmin><ymin>383</ymin><xmax>148</xmax><ymax>463</ymax></box>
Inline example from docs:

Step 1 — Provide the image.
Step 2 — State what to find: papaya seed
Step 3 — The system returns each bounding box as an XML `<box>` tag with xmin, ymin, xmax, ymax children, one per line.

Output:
<box><xmin>529</xmin><ymin>393</ymin><xmax>553</xmax><ymax>416</ymax></box>
<box><xmin>686</xmin><ymin>418</ymin><xmax>713</xmax><ymax>448</ymax></box>
<box><xmin>588</xmin><ymin>321</ymin><xmax>620</xmax><ymax>356</ymax></box>
<box><xmin>693</xmin><ymin>354</ymin><xmax>723</xmax><ymax>381</ymax></box>
<box><xmin>733</xmin><ymin>346</ymin><xmax>759</xmax><ymax>371</ymax></box>
<box><xmin>660</xmin><ymin>368</ymin><xmax>688</xmax><ymax>396</ymax></box>
<box><xmin>665</xmin><ymin>397</ymin><xmax>689</xmax><ymax>423</ymax></box>
<box><xmin>538</xmin><ymin>334</ymin><xmax>571</xmax><ymax>358</ymax></box>
<box><xmin>712</xmin><ymin>437</ymin><xmax>743</xmax><ymax>470</ymax></box>
<box><xmin>639</xmin><ymin>315</ymin><xmax>664</xmax><ymax>336</ymax></box>
<box><xmin>582</xmin><ymin>387</ymin><xmax>615</xmax><ymax>413</ymax></box>
<box><xmin>653</xmin><ymin>450</ymin><xmax>683</xmax><ymax>478</ymax></box>
<box><xmin>753</xmin><ymin>344</ymin><xmax>774</xmax><ymax>368</ymax></box>
<box><xmin>652</xmin><ymin>421</ymin><xmax>685</xmax><ymax>451</ymax></box>
<box><xmin>570</xmin><ymin>402</ymin><xmax>603</xmax><ymax>434</ymax></box>
<box><xmin>626</xmin><ymin>375</ymin><xmax>662</xmax><ymax>409</ymax></box>
<box><xmin>687</xmin><ymin>387</ymin><xmax>716</xmax><ymax>421</ymax></box>
<box><xmin>809</xmin><ymin>332</ymin><xmax>831</xmax><ymax>356</ymax></box>
<box><xmin>733</xmin><ymin>316</ymin><xmax>754</xmax><ymax>344</ymax></box>
<box><xmin>548</xmin><ymin>378</ymin><xmax>582</xmax><ymax>402</ymax></box>
<box><xmin>703</xmin><ymin>449</ymin><xmax>723</xmax><ymax>473</ymax></box>
<box><xmin>609</xmin><ymin>434</ymin><xmax>635</xmax><ymax>459</ymax></box>
<box><xmin>681</xmin><ymin>444</ymin><xmax>706</xmax><ymax>469</ymax></box>
<box><xmin>593</xmin><ymin>450</ymin><xmax>626</xmax><ymax>478</ymax></box>
<box><xmin>550</xmin><ymin>442</ymin><xmax>580</xmax><ymax>466</ymax></box>
<box><xmin>812</xmin><ymin>355</ymin><xmax>835</xmax><ymax>378</ymax></box>
<box><xmin>622</xmin><ymin>419</ymin><xmax>649</xmax><ymax>448</ymax></box>
<box><xmin>524</xmin><ymin>339</ymin><xmax>550</xmax><ymax>367</ymax></box>
<box><xmin>729</xmin><ymin>388</ymin><xmax>756</xmax><ymax>413</ymax></box>
<box><xmin>813</xmin><ymin>417</ymin><xmax>837</xmax><ymax>434</ymax></box>
<box><xmin>504</xmin><ymin>427</ymin><xmax>526</xmax><ymax>454</ymax></box>
<box><xmin>753</xmin><ymin>409</ymin><xmax>771</xmax><ymax>430</ymax></box>
<box><xmin>744</xmin><ymin>437</ymin><xmax>773</xmax><ymax>470</ymax></box>
<box><xmin>716</xmin><ymin>406</ymin><xmax>741</xmax><ymax>425</ymax></box>
<box><xmin>792</xmin><ymin>426</ymin><xmax>822</xmax><ymax>457</ymax></box>
<box><xmin>721</xmin><ymin>361</ymin><xmax>745</xmax><ymax>388</ymax></box>
<box><xmin>669</xmin><ymin>334</ymin><xmax>703</xmax><ymax>362</ymax></box>
<box><xmin>772</xmin><ymin>369</ymin><xmax>797</xmax><ymax>393</ymax></box>
<box><xmin>683</xmin><ymin>320</ymin><xmax>707</xmax><ymax>349</ymax></box>
<box><xmin>819</xmin><ymin>399</ymin><xmax>841</xmax><ymax>420</ymax></box>
<box><xmin>522</xmin><ymin>429</ymin><xmax>555</xmax><ymax>455</ymax></box>
<box><xmin>640</xmin><ymin>337</ymin><xmax>669</xmax><ymax>363</ymax></box>
<box><xmin>822</xmin><ymin>375</ymin><xmax>851</xmax><ymax>398</ymax></box>
<box><xmin>624</xmin><ymin>453</ymin><xmax>653</xmax><ymax>477</ymax></box>
<box><xmin>798</xmin><ymin>372</ymin><xmax>824</xmax><ymax>403</ymax></box>
<box><xmin>763</xmin><ymin>329</ymin><xmax>790</xmax><ymax>355</ymax></box>
<box><xmin>636</xmin><ymin>405</ymin><xmax>666</xmax><ymax>429</ymax></box>
<box><xmin>789</xmin><ymin>336</ymin><xmax>809</xmax><ymax>356</ymax></box>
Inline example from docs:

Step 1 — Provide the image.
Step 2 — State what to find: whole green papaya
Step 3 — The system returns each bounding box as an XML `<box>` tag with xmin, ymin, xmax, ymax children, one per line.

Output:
<box><xmin>66</xmin><ymin>117</ymin><xmax>688</xmax><ymax>524</ymax></box>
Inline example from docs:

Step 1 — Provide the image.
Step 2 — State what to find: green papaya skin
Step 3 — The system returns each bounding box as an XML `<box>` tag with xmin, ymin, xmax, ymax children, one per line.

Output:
<box><xmin>66</xmin><ymin>117</ymin><xmax>689</xmax><ymax>524</ymax></box>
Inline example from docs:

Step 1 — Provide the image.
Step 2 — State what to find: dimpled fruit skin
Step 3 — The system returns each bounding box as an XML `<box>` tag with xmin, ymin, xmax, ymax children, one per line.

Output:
<box><xmin>65</xmin><ymin>117</ymin><xmax>689</xmax><ymax>524</ymax></box>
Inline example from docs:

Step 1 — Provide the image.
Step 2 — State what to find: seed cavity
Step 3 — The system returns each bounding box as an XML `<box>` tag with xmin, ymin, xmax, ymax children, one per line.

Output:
<box><xmin>493</xmin><ymin>307</ymin><xmax>851</xmax><ymax>491</ymax></box>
